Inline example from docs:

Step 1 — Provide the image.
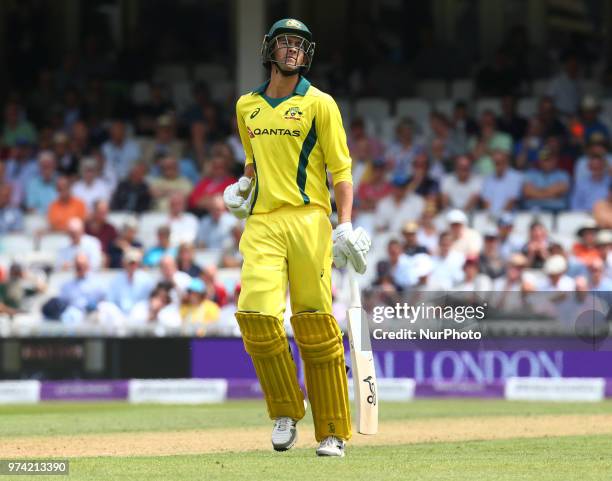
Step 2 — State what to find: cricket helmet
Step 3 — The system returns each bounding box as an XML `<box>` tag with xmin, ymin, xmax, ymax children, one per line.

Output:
<box><xmin>261</xmin><ymin>18</ymin><xmax>316</xmax><ymax>75</ymax></box>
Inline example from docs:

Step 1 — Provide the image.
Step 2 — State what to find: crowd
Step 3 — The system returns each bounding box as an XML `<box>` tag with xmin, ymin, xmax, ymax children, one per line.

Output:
<box><xmin>1</xmin><ymin>44</ymin><xmax>612</xmax><ymax>332</ymax></box>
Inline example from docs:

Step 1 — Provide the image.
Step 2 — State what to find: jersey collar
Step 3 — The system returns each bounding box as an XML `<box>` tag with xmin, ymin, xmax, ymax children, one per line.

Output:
<box><xmin>252</xmin><ymin>76</ymin><xmax>311</xmax><ymax>96</ymax></box>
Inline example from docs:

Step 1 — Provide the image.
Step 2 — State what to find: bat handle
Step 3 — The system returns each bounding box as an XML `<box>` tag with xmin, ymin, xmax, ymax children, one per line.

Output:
<box><xmin>348</xmin><ymin>266</ymin><xmax>362</xmax><ymax>309</ymax></box>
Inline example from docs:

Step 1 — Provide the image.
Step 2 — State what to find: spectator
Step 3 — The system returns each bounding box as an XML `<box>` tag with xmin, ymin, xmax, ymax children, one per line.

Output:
<box><xmin>578</xmin><ymin>95</ymin><xmax>609</xmax><ymax>143</ymax></box>
<box><xmin>522</xmin><ymin>148</ymin><xmax>570</xmax><ymax>212</ymax></box>
<box><xmin>406</xmin><ymin>152</ymin><xmax>439</xmax><ymax>202</ymax></box>
<box><xmin>586</xmin><ymin>258</ymin><xmax>612</xmax><ymax>292</ymax></box>
<box><xmin>450</xmin><ymin>101</ymin><xmax>478</xmax><ymax>154</ymax></box>
<box><xmin>143</xmin><ymin>226</ymin><xmax>176</xmax><ymax>267</ymax></box>
<box><xmin>25</xmin><ymin>151</ymin><xmax>57</xmax><ymax>214</ymax></box>
<box><xmin>85</xmin><ymin>200</ymin><xmax>118</xmax><ymax>255</ymax></box>
<box><xmin>141</xmin><ymin>114</ymin><xmax>184</xmax><ymax>166</ymax></box>
<box><xmin>385</xmin><ymin>118</ymin><xmax>421</xmax><ymax>177</ymax></box>
<box><xmin>427</xmin><ymin>112</ymin><xmax>460</xmax><ymax>169</ymax></box>
<box><xmin>514</xmin><ymin>117</ymin><xmax>545</xmax><ymax>169</ymax></box>
<box><xmin>453</xmin><ymin>256</ymin><xmax>492</xmax><ymax>291</ymax></box>
<box><xmin>110</xmin><ymin>162</ymin><xmax>153</xmax><ymax>213</ymax></box>
<box><xmin>492</xmin><ymin>253</ymin><xmax>529</xmax><ymax>291</ymax></box>
<box><xmin>440</xmin><ymin>155</ymin><xmax>482</xmax><ymax>212</ymax></box>
<box><xmin>401</xmin><ymin>222</ymin><xmax>428</xmax><ymax>256</ymax></box>
<box><xmin>101</xmin><ymin>119</ymin><xmax>142</xmax><ymax>180</ymax></box>
<box><xmin>497</xmin><ymin>94</ymin><xmax>527</xmax><ymax>142</ymax></box>
<box><xmin>167</xmin><ymin>192</ymin><xmax>198</xmax><ymax>246</ymax></box>
<box><xmin>479</xmin><ymin>228</ymin><xmax>505</xmax><ymax>279</ymax></box>
<box><xmin>374</xmin><ymin>174</ymin><xmax>424</xmax><ymax>233</ymax></box>
<box><xmin>149</xmin><ymin>155</ymin><xmax>192</xmax><ymax>211</ymax></box>
<box><xmin>428</xmin><ymin>138</ymin><xmax>451</xmax><ymax>179</ymax></box>
<box><xmin>52</xmin><ymin>131</ymin><xmax>79</xmax><ymax>177</ymax></box>
<box><xmin>185</xmin><ymin>121</ymin><xmax>208</xmax><ymax>172</ymax></box>
<box><xmin>196</xmin><ymin>195</ymin><xmax>237</xmax><ymax>249</ymax></box>
<box><xmin>136</xmin><ymin>83</ymin><xmax>174</xmax><ymax>135</ymax></box>
<box><xmin>2</xmin><ymin>102</ymin><xmax>36</xmax><ymax>147</ymax></box>
<box><xmin>573</xmin><ymin>134</ymin><xmax>612</xmax><ymax>182</ymax></box>
<box><xmin>416</xmin><ymin>205</ymin><xmax>439</xmax><ymax>254</ymax></box>
<box><xmin>539</xmin><ymin>254</ymin><xmax>575</xmax><ymax>291</ymax></box>
<box><xmin>593</xmin><ymin>183</ymin><xmax>612</xmax><ymax>228</ymax></box>
<box><xmin>547</xmin><ymin>51</ymin><xmax>582</xmax><ymax>116</ymax></box>
<box><xmin>221</xmin><ymin>223</ymin><xmax>244</xmax><ymax>268</ymax></box>
<box><xmin>0</xmin><ymin>263</ymin><xmax>45</xmax><ymax>312</ymax></box>
<box><xmin>177</xmin><ymin>242</ymin><xmax>202</xmax><ymax>277</ymax></box>
<box><xmin>572</xmin><ymin>221</ymin><xmax>600</xmax><ymax>266</ymax></box>
<box><xmin>596</xmin><ymin>229</ymin><xmax>612</xmax><ymax>277</ymax></box>
<box><xmin>71</xmin><ymin>157</ymin><xmax>112</xmax><ymax>211</ymax></box>
<box><xmin>481</xmin><ymin>137</ymin><xmax>523</xmax><ymax>215</ymax></box>
<box><xmin>48</xmin><ymin>176</ymin><xmax>87</xmax><ymax>231</ymax></box>
<box><xmin>108</xmin><ymin>217</ymin><xmax>143</xmax><ymax>268</ymax></box>
<box><xmin>56</xmin><ymin>217</ymin><xmax>103</xmax><ymax>271</ymax></box>
<box><xmin>380</xmin><ymin>239</ymin><xmax>411</xmax><ymax>290</ymax></box>
<box><xmin>571</xmin><ymin>155</ymin><xmax>609</xmax><ymax>211</ymax></box>
<box><xmin>181</xmin><ymin>82</ymin><xmax>217</xmax><ymax>128</ymax></box>
<box><xmin>180</xmin><ymin>277</ymin><xmax>220</xmax><ymax>329</ymax></box>
<box><xmin>347</xmin><ymin>117</ymin><xmax>384</xmax><ymax>160</ymax></box>
<box><xmin>201</xmin><ymin>265</ymin><xmax>228</xmax><ymax>307</ymax></box>
<box><xmin>537</xmin><ymin>96</ymin><xmax>567</xmax><ymax>138</ymax></box>
<box><xmin>54</xmin><ymin>253</ymin><xmax>106</xmax><ymax>323</ymax></box>
<box><xmin>158</xmin><ymin>254</ymin><xmax>192</xmax><ymax>299</ymax></box>
<box><xmin>4</xmin><ymin>138</ymin><xmax>37</xmax><ymax>206</ymax></box>
<box><xmin>522</xmin><ymin>221</ymin><xmax>550</xmax><ymax>269</ymax></box>
<box><xmin>408</xmin><ymin>253</ymin><xmax>436</xmax><ymax>290</ymax></box>
<box><xmin>188</xmin><ymin>155</ymin><xmax>236</xmax><ymax>212</ymax></box>
<box><xmin>475</xmin><ymin>47</ymin><xmax>521</xmax><ymax>97</ymax></box>
<box><xmin>429</xmin><ymin>231</ymin><xmax>465</xmax><ymax>289</ymax></box>
<box><xmin>128</xmin><ymin>281</ymin><xmax>181</xmax><ymax>328</ymax></box>
<box><xmin>356</xmin><ymin>159</ymin><xmax>392</xmax><ymax>212</ymax></box>
<box><xmin>497</xmin><ymin>213</ymin><xmax>525</xmax><ymax>260</ymax></box>
<box><xmin>0</xmin><ymin>184</ymin><xmax>23</xmax><ymax>233</ymax></box>
<box><xmin>447</xmin><ymin>209</ymin><xmax>483</xmax><ymax>257</ymax></box>
<box><xmin>469</xmin><ymin>110</ymin><xmax>513</xmax><ymax>175</ymax></box>
<box><xmin>107</xmin><ymin>249</ymin><xmax>154</xmax><ymax>314</ymax></box>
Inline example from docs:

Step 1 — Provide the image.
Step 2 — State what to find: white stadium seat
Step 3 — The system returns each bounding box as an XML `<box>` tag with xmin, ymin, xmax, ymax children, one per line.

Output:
<box><xmin>107</xmin><ymin>212</ymin><xmax>136</xmax><ymax>230</ymax></box>
<box><xmin>517</xmin><ymin>97</ymin><xmax>538</xmax><ymax>118</ymax></box>
<box><xmin>450</xmin><ymin>79</ymin><xmax>474</xmax><ymax>100</ymax></box>
<box><xmin>171</xmin><ymin>81</ymin><xmax>194</xmax><ymax>111</ymax></box>
<box><xmin>532</xmin><ymin>79</ymin><xmax>549</xmax><ymax>97</ymax></box>
<box><xmin>138</xmin><ymin>212</ymin><xmax>168</xmax><ymax>247</ymax></box>
<box><xmin>433</xmin><ymin>99</ymin><xmax>455</xmax><ymax>118</ymax></box>
<box><xmin>153</xmin><ymin>64</ymin><xmax>189</xmax><ymax>83</ymax></box>
<box><xmin>0</xmin><ymin>234</ymin><xmax>35</xmax><ymax>258</ymax></box>
<box><xmin>555</xmin><ymin>212</ymin><xmax>594</xmax><ymax>237</ymax></box>
<box><xmin>131</xmin><ymin>82</ymin><xmax>151</xmax><ymax>105</ymax></box>
<box><xmin>475</xmin><ymin>98</ymin><xmax>502</xmax><ymax>117</ymax></box>
<box><xmin>513</xmin><ymin>212</ymin><xmax>554</xmax><ymax>237</ymax></box>
<box><xmin>416</xmin><ymin>80</ymin><xmax>447</xmax><ymax>101</ymax></box>
<box><xmin>380</xmin><ymin>117</ymin><xmax>399</xmax><ymax>144</ymax></box>
<box><xmin>193</xmin><ymin>63</ymin><xmax>229</xmax><ymax>82</ymax></box>
<box><xmin>210</xmin><ymin>81</ymin><xmax>235</xmax><ymax>104</ymax></box>
<box><xmin>23</xmin><ymin>214</ymin><xmax>47</xmax><ymax>235</ymax></box>
<box><xmin>39</xmin><ymin>233</ymin><xmax>69</xmax><ymax>257</ymax></box>
<box><xmin>194</xmin><ymin>249</ymin><xmax>222</xmax><ymax>268</ymax></box>
<box><xmin>354</xmin><ymin>98</ymin><xmax>391</xmax><ymax>124</ymax></box>
<box><xmin>395</xmin><ymin>98</ymin><xmax>431</xmax><ymax>127</ymax></box>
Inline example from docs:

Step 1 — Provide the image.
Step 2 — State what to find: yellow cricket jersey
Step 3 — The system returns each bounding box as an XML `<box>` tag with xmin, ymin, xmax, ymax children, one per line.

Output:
<box><xmin>236</xmin><ymin>76</ymin><xmax>352</xmax><ymax>215</ymax></box>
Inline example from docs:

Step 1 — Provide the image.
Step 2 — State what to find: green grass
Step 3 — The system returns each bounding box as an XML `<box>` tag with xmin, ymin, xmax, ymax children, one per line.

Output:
<box><xmin>3</xmin><ymin>399</ymin><xmax>612</xmax><ymax>437</ymax></box>
<box><xmin>19</xmin><ymin>435</ymin><xmax>612</xmax><ymax>481</ymax></box>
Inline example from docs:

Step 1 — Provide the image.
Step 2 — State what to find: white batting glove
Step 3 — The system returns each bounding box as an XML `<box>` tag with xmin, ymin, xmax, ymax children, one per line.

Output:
<box><xmin>223</xmin><ymin>176</ymin><xmax>255</xmax><ymax>219</ymax></box>
<box><xmin>332</xmin><ymin>222</ymin><xmax>371</xmax><ymax>274</ymax></box>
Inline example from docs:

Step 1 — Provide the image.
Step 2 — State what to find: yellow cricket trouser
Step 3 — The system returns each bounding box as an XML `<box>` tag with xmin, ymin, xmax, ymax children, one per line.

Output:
<box><xmin>236</xmin><ymin>204</ymin><xmax>351</xmax><ymax>441</ymax></box>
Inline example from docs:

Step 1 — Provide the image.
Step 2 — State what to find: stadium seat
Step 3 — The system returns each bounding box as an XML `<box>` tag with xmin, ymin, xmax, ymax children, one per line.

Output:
<box><xmin>153</xmin><ymin>64</ymin><xmax>189</xmax><ymax>83</ymax></box>
<box><xmin>107</xmin><ymin>212</ymin><xmax>135</xmax><ymax>230</ymax></box>
<box><xmin>475</xmin><ymin>98</ymin><xmax>502</xmax><ymax>117</ymax></box>
<box><xmin>380</xmin><ymin>117</ymin><xmax>399</xmax><ymax>144</ymax></box>
<box><xmin>217</xmin><ymin>267</ymin><xmax>241</xmax><ymax>294</ymax></box>
<box><xmin>131</xmin><ymin>82</ymin><xmax>151</xmax><ymax>105</ymax></box>
<box><xmin>354</xmin><ymin>98</ymin><xmax>391</xmax><ymax>125</ymax></box>
<box><xmin>210</xmin><ymin>81</ymin><xmax>235</xmax><ymax>104</ymax></box>
<box><xmin>395</xmin><ymin>98</ymin><xmax>431</xmax><ymax>127</ymax></box>
<box><xmin>583</xmin><ymin>79</ymin><xmax>602</xmax><ymax>97</ymax></box>
<box><xmin>416</xmin><ymin>80</ymin><xmax>447</xmax><ymax>101</ymax></box>
<box><xmin>517</xmin><ymin>97</ymin><xmax>538</xmax><ymax>118</ymax></box>
<box><xmin>532</xmin><ymin>79</ymin><xmax>549</xmax><ymax>97</ymax></box>
<box><xmin>450</xmin><ymin>79</ymin><xmax>474</xmax><ymax>100</ymax></box>
<box><xmin>39</xmin><ymin>233</ymin><xmax>69</xmax><ymax>258</ymax></box>
<box><xmin>138</xmin><ymin>213</ymin><xmax>168</xmax><ymax>247</ymax></box>
<box><xmin>513</xmin><ymin>212</ymin><xmax>554</xmax><ymax>237</ymax></box>
<box><xmin>46</xmin><ymin>271</ymin><xmax>74</xmax><ymax>296</ymax></box>
<box><xmin>0</xmin><ymin>234</ymin><xmax>35</xmax><ymax>258</ymax></box>
<box><xmin>555</xmin><ymin>211</ymin><xmax>593</xmax><ymax>237</ymax></box>
<box><xmin>193</xmin><ymin>63</ymin><xmax>229</xmax><ymax>83</ymax></box>
<box><xmin>23</xmin><ymin>214</ymin><xmax>47</xmax><ymax>235</ymax></box>
<box><xmin>470</xmin><ymin>211</ymin><xmax>495</xmax><ymax>232</ymax></box>
<box><xmin>171</xmin><ymin>81</ymin><xmax>194</xmax><ymax>111</ymax></box>
<box><xmin>433</xmin><ymin>99</ymin><xmax>455</xmax><ymax>118</ymax></box>
<box><xmin>194</xmin><ymin>249</ymin><xmax>222</xmax><ymax>268</ymax></box>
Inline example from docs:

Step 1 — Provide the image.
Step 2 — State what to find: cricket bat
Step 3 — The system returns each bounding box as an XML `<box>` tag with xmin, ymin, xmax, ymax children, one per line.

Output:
<box><xmin>347</xmin><ymin>268</ymin><xmax>378</xmax><ymax>435</ymax></box>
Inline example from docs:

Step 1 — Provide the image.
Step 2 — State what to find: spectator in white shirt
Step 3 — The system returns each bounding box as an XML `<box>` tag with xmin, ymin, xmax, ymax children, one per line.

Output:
<box><xmin>447</xmin><ymin>209</ymin><xmax>483</xmax><ymax>257</ymax></box>
<box><xmin>196</xmin><ymin>195</ymin><xmax>237</xmax><ymax>249</ymax></box>
<box><xmin>102</xmin><ymin>120</ymin><xmax>142</xmax><ymax>180</ymax></box>
<box><xmin>71</xmin><ymin>157</ymin><xmax>111</xmax><ymax>211</ymax></box>
<box><xmin>539</xmin><ymin>254</ymin><xmax>575</xmax><ymax>291</ymax></box>
<box><xmin>374</xmin><ymin>175</ymin><xmax>424</xmax><ymax>233</ymax></box>
<box><xmin>547</xmin><ymin>52</ymin><xmax>582</xmax><ymax>116</ymax></box>
<box><xmin>430</xmin><ymin>231</ymin><xmax>465</xmax><ymax>289</ymax></box>
<box><xmin>441</xmin><ymin>155</ymin><xmax>482</xmax><ymax>212</ymax></box>
<box><xmin>56</xmin><ymin>217</ymin><xmax>103</xmax><ymax>271</ymax></box>
<box><xmin>158</xmin><ymin>254</ymin><xmax>192</xmax><ymax>301</ymax></box>
<box><xmin>416</xmin><ymin>205</ymin><xmax>439</xmax><ymax>254</ymax></box>
<box><xmin>481</xmin><ymin>137</ymin><xmax>523</xmax><ymax>215</ymax></box>
<box><xmin>167</xmin><ymin>191</ymin><xmax>198</xmax><ymax>246</ymax></box>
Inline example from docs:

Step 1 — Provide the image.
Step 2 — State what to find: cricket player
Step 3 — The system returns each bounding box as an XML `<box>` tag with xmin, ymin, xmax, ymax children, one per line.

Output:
<box><xmin>223</xmin><ymin>18</ymin><xmax>371</xmax><ymax>457</ymax></box>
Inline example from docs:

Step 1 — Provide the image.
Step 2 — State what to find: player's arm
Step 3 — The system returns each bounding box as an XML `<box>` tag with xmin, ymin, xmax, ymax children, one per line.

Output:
<box><xmin>334</xmin><ymin>181</ymin><xmax>353</xmax><ymax>224</ymax></box>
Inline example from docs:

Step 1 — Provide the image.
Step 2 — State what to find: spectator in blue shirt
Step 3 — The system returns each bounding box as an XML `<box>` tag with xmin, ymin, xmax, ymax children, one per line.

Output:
<box><xmin>522</xmin><ymin>148</ymin><xmax>570</xmax><ymax>212</ymax></box>
<box><xmin>143</xmin><ymin>225</ymin><xmax>177</xmax><ymax>267</ymax></box>
<box><xmin>25</xmin><ymin>150</ymin><xmax>57</xmax><ymax>214</ymax></box>
<box><xmin>0</xmin><ymin>184</ymin><xmax>23</xmax><ymax>233</ymax></box>
<box><xmin>571</xmin><ymin>154</ymin><xmax>610</xmax><ymax>211</ymax></box>
<box><xmin>101</xmin><ymin>119</ymin><xmax>142</xmax><ymax>181</ymax></box>
<box><xmin>481</xmin><ymin>136</ymin><xmax>523</xmax><ymax>215</ymax></box>
<box><xmin>59</xmin><ymin>253</ymin><xmax>106</xmax><ymax>317</ymax></box>
<box><xmin>107</xmin><ymin>249</ymin><xmax>154</xmax><ymax>314</ymax></box>
<box><xmin>580</xmin><ymin>95</ymin><xmax>609</xmax><ymax>143</ymax></box>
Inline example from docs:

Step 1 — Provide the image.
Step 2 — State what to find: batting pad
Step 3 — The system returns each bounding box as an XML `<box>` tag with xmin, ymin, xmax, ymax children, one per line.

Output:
<box><xmin>235</xmin><ymin>312</ymin><xmax>306</xmax><ymax>421</ymax></box>
<box><xmin>291</xmin><ymin>312</ymin><xmax>351</xmax><ymax>441</ymax></box>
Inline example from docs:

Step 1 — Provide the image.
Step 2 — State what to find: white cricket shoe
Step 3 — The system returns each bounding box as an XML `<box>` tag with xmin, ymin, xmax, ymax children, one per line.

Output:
<box><xmin>316</xmin><ymin>436</ymin><xmax>345</xmax><ymax>457</ymax></box>
<box><xmin>271</xmin><ymin>417</ymin><xmax>298</xmax><ymax>451</ymax></box>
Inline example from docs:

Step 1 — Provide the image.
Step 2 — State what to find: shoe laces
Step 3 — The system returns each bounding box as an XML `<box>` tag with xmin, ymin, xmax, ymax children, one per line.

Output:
<box><xmin>321</xmin><ymin>436</ymin><xmax>340</xmax><ymax>448</ymax></box>
<box><xmin>274</xmin><ymin>417</ymin><xmax>292</xmax><ymax>432</ymax></box>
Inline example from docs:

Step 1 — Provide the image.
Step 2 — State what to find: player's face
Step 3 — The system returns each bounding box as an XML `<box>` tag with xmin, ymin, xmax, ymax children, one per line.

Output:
<box><xmin>273</xmin><ymin>35</ymin><xmax>306</xmax><ymax>70</ymax></box>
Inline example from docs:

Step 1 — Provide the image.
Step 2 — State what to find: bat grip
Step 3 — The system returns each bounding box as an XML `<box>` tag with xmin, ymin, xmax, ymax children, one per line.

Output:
<box><xmin>348</xmin><ymin>267</ymin><xmax>362</xmax><ymax>309</ymax></box>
